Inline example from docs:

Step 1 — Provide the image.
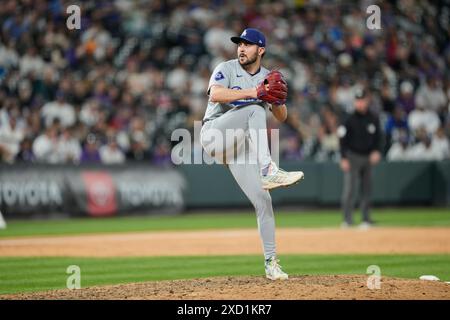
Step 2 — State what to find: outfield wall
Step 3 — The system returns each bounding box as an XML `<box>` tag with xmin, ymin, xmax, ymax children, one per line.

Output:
<box><xmin>0</xmin><ymin>163</ymin><xmax>186</xmax><ymax>218</ymax></box>
<box><xmin>179</xmin><ymin>160</ymin><xmax>450</xmax><ymax>208</ymax></box>
<box><xmin>0</xmin><ymin>161</ymin><xmax>449</xmax><ymax>218</ymax></box>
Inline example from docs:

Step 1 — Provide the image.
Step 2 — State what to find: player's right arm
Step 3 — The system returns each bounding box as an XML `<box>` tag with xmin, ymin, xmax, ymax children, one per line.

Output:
<box><xmin>209</xmin><ymin>85</ymin><xmax>257</xmax><ymax>103</ymax></box>
<box><xmin>207</xmin><ymin>62</ymin><xmax>256</xmax><ymax>104</ymax></box>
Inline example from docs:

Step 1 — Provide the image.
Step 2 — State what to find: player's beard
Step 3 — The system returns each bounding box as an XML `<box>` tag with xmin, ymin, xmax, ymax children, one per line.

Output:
<box><xmin>238</xmin><ymin>51</ymin><xmax>258</xmax><ymax>67</ymax></box>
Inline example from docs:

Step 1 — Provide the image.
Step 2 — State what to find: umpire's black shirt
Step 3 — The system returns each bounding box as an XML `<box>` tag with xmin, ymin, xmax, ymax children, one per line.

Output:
<box><xmin>339</xmin><ymin>110</ymin><xmax>382</xmax><ymax>158</ymax></box>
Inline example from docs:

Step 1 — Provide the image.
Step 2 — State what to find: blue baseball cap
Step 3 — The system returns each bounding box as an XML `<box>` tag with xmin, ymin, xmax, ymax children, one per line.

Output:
<box><xmin>231</xmin><ymin>28</ymin><xmax>266</xmax><ymax>47</ymax></box>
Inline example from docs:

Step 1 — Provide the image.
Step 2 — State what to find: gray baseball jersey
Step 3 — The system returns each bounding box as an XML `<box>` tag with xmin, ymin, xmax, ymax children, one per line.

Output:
<box><xmin>203</xmin><ymin>59</ymin><xmax>270</xmax><ymax>122</ymax></box>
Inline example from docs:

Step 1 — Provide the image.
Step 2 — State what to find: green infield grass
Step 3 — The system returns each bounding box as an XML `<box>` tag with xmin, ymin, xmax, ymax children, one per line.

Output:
<box><xmin>1</xmin><ymin>254</ymin><xmax>449</xmax><ymax>295</ymax></box>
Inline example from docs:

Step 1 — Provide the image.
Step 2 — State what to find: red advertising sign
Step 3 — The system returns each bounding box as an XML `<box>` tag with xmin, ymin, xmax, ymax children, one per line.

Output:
<box><xmin>81</xmin><ymin>171</ymin><xmax>117</xmax><ymax>216</ymax></box>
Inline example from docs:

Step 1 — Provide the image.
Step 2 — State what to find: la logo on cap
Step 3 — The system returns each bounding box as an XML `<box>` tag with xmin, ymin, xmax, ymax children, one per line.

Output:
<box><xmin>242</xmin><ymin>30</ymin><xmax>247</xmax><ymax>36</ymax></box>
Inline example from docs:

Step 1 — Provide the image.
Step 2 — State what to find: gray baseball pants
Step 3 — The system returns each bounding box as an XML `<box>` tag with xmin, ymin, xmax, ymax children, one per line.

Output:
<box><xmin>341</xmin><ymin>151</ymin><xmax>372</xmax><ymax>224</ymax></box>
<box><xmin>200</xmin><ymin>104</ymin><xmax>276</xmax><ymax>260</ymax></box>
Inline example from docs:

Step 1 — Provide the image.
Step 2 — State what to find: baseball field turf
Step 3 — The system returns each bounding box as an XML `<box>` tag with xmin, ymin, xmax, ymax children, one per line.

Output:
<box><xmin>0</xmin><ymin>208</ymin><xmax>449</xmax><ymax>298</ymax></box>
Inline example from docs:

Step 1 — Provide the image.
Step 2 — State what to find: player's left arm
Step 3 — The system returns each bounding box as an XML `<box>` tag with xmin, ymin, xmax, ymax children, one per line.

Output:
<box><xmin>259</xmin><ymin>70</ymin><xmax>288</xmax><ymax>122</ymax></box>
<box><xmin>269</xmin><ymin>104</ymin><xmax>287</xmax><ymax>122</ymax></box>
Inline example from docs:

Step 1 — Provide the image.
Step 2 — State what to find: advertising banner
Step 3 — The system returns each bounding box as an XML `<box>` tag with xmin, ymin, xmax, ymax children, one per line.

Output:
<box><xmin>0</xmin><ymin>164</ymin><xmax>186</xmax><ymax>218</ymax></box>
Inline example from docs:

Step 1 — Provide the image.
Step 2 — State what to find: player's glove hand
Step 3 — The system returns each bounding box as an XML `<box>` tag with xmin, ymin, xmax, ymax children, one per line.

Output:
<box><xmin>256</xmin><ymin>70</ymin><xmax>288</xmax><ymax>106</ymax></box>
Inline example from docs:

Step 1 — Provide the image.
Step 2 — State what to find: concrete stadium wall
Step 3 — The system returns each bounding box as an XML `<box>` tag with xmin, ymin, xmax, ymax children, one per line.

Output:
<box><xmin>0</xmin><ymin>161</ymin><xmax>448</xmax><ymax>219</ymax></box>
<box><xmin>179</xmin><ymin>161</ymin><xmax>450</xmax><ymax>208</ymax></box>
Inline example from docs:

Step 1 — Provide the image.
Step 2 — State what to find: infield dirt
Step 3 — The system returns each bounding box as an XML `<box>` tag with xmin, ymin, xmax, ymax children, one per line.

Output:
<box><xmin>2</xmin><ymin>275</ymin><xmax>450</xmax><ymax>300</ymax></box>
<box><xmin>1</xmin><ymin>227</ymin><xmax>450</xmax><ymax>299</ymax></box>
<box><xmin>1</xmin><ymin>227</ymin><xmax>450</xmax><ymax>256</ymax></box>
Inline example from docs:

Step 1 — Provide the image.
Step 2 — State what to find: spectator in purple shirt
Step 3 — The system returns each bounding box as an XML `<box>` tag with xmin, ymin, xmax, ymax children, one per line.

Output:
<box><xmin>152</xmin><ymin>140</ymin><xmax>172</xmax><ymax>166</ymax></box>
<box><xmin>16</xmin><ymin>138</ymin><xmax>36</xmax><ymax>162</ymax></box>
<box><xmin>397</xmin><ymin>81</ymin><xmax>415</xmax><ymax>115</ymax></box>
<box><xmin>282</xmin><ymin>135</ymin><xmax>303</xmax><ymax>161</ymax></box>
<box><xmin>80</xmin><ymin>135</ymin><xmax>101</xmax><ymax>163</ymax></box>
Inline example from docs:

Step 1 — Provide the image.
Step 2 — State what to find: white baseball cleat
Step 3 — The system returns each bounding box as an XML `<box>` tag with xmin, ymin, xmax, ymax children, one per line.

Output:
<box><xmin>341</xmin><ymin>222</ymin><xmax>352</xmax><ymax>229</ymax></box>
<box><xmin>265</xmin><ymin>257</ymin><xmax>289</xmax><ymax>280</ymax></box>
<box><xmin>0</xmin><ymin>212</ymin><xmax>6</xmax><ymax>230</ymax></box>
<box><xmin>358</xmin><ymin>221</ymin><xmax>373</xmax><ymax>230</ymax></box>
<box><xmin>261</xmin><ymin>161</ymin><xmax>304</xmax><ymax>191</ymax></box>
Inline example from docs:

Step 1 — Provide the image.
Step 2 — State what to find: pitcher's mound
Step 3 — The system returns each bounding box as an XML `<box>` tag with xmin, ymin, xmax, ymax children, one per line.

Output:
<box><xmin>3</xmin><ymin>275</ymin><xmax>450</xmax><ymax>300</ymax></box>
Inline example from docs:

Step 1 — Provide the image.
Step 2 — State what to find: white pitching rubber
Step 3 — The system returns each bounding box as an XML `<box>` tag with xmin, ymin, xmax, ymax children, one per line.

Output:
<box><xmin>419</xmin><ymin>275</ymin><xmax>440</xmax><ymax>281</ymax></box>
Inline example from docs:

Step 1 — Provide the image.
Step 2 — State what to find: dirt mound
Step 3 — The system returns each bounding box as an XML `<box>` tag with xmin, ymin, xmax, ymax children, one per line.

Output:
<box><xmin>3</xmin><ymin>275</ymin><xmax>449</xmax><ymax>300</ymax></box>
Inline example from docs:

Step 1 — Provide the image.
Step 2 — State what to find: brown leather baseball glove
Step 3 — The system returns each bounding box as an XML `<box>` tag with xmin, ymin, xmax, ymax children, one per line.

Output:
<box><xmin>256</xmin><ymin>70</ymin><xmax>288</xmax><ymax>105</ymax></box>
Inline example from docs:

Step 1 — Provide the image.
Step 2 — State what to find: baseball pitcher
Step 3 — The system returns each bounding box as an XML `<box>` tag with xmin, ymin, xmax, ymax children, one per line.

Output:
<box><xmin>200</xmin><ymin>28</ymin><xmax>304</xmax><ymax>280</ymax></box>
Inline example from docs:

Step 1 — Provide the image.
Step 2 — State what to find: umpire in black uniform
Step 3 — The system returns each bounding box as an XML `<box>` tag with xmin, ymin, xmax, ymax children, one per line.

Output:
<box><xmin>338</xmin><ymin>87</ymin><xmax>382</xmax><ymax>228</ymax></box>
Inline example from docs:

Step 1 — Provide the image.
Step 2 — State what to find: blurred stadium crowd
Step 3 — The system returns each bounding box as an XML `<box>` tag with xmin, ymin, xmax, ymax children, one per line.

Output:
<box><xmin>0</xmin><ymin>0</ymin><xmax>449</xmax><ymax>165</ymax></box>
